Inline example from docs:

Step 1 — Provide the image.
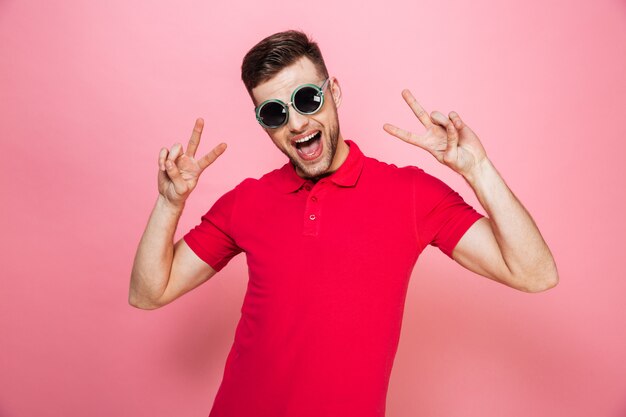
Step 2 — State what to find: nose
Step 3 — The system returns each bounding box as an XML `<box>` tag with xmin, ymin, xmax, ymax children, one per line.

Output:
<box><xmin>286</xmin><ymin>105</ymin><xmax>309</xmax><ymax>132</ymax></box>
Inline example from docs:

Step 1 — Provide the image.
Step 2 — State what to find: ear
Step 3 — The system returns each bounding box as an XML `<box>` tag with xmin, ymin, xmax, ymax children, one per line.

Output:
<box><xmin>329</xmin><ymin>77</ymin><xmax>342</xmax><ymax>109</ymax></box>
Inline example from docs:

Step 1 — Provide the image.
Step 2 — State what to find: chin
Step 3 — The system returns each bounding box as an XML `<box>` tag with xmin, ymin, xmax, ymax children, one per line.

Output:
<box><xmin>293</xmin><ymin>150</ymin><xmax>333</xmax><ymax>179</ymax></box>
<box><xmin>278</xmin><ymin>123</ymin><xmax>340</xmax><ymax>179</ymax></box>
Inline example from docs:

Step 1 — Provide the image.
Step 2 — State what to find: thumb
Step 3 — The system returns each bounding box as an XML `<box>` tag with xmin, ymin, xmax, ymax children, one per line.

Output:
<box><xmin>165</xmin><ymin>160</ymin><xmax>190</xmax><ymax>196</ymax></box>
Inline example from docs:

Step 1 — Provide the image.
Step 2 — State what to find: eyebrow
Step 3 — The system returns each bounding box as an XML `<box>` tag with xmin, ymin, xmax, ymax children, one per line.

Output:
<box><xmin>255</xmin><ymin>79</ymin><xmax>327</xmax><ymax>105</ymax></box>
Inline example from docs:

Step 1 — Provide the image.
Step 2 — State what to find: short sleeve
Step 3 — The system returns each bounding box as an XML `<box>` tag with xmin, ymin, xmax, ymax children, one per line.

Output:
<box><xmin>183</xmin><ymin>187</ymin><xmax>243</xmax><ymax>271</ymax></box>
<box><xmin>413</xmin><ymin>168</ymin><xmax>485</xmax><ymax>259</ymax></box>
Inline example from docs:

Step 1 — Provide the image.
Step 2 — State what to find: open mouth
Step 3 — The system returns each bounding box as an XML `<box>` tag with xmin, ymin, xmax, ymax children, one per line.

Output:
<box><xmin>294</xmin><ymin>131</ymin><xmax>323</xmax><ymax>161</ymax></box>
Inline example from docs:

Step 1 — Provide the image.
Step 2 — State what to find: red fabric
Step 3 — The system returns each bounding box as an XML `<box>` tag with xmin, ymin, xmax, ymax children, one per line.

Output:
<box><xmin>184</xmin><ymin>140</ymin><xmax>484</xmax><ymax>417</ymax></box>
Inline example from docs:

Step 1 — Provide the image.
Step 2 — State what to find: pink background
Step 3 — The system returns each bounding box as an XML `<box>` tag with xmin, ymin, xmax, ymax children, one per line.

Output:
<box><xmin>2</xmin><ymin>0</ymin><xmax>626</xmax><ymax>416</ymax></box>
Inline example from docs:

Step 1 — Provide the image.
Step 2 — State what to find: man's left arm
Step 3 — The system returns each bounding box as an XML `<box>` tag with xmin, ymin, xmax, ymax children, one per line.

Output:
<box><xmin>384</xmin><ymin>90</ymin><xmax>558</xmax><ymax>293</ymax></box>
<box><xmin>454</xmin><ymin>157</ymin><xmax>558</xmax><ymax>292</ymax></box>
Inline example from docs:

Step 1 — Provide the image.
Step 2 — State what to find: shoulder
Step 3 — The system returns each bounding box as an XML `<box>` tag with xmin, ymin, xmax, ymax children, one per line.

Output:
<box><xmin>236</xmin><ymin>166</ymin><xmax>285</xmax><ymax>192</ymax></box>
<box><xmin>360</xmin><ymin>152</ymin><xmax>455</xmax><ymax>204</ymax></box>
<box><xmin>221</xmin><ymin>165</ymin><xmax>290</xmax><ymax>198</ymax></box>
<box><xmin>361</xmin><ymin>153</ymin><xmax>429</xmax><ymax>186</ymax></box>
<box><xmin>203</xmin><ymin>172</ymin><xmax>272</xmax><ymax>219</ymax></box>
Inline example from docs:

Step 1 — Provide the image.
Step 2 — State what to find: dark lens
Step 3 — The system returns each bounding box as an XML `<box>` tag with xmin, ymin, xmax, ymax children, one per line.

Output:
<box><xmin>259</xmin><ymin>101</ymin><xmax>287</xmax><ymax>127</ymax></box>
<box><xmin>294</xmin><ymin>86</ymin><xmax>322</xmax><ymax>114</ymax></box>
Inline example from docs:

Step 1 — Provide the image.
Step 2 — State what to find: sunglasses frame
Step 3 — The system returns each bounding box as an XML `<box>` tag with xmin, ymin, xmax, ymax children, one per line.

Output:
<box><xmin>255</xmin><ymin>78</ymin><xmax>330</xmax><ymax>129</ymax></box>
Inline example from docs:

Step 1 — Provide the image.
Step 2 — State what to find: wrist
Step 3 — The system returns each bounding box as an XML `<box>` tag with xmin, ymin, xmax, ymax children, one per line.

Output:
<box><xmin>463</xmin><ymin>157</ymin><xmax>493</xmax><ymax>186</ymax></box>
<box><xmin>156</xmin><ymin>194</ymin><xmax>185</xmax><ymax>215</ymax></box>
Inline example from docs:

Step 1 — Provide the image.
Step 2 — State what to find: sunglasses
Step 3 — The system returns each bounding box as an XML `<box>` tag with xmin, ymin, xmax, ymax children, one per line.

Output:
<box><xmin>255</xmin><ymin>78</ymin><xmax>330</xmax><ymax>129</ymax></box>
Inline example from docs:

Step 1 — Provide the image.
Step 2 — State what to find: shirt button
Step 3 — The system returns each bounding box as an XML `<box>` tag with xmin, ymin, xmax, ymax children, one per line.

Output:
<box><xmin>304</xmin><ymin>185</ymin><xmax>311</xmax><ymax>191</ymax></box>
<box><xmin>311</xmin><ymin>196</ymin><xmax>318</xmax><ymax>202</ymax></box>
<box><xmin>309</xmin><ymin>214</ymin><xmax>316</xmax><ymax>221</ymax></box>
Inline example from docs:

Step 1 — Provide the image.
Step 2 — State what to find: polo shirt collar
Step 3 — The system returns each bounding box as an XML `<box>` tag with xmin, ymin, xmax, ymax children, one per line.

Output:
<box><xmin>277</xmin><ymin>140</ymin><xmax>365</xmax><ymax>193</ymax></box>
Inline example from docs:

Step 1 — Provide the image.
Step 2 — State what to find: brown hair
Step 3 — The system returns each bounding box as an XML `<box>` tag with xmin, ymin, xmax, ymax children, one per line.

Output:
<box><xmin>241</xmin><ymin>30</ymin><xmax>329</xmax><ymax>95</ymax></box>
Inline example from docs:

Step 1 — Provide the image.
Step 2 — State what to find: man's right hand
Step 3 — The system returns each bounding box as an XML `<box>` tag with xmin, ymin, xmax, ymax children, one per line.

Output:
<box><xmin>158</xmin><ymin>118</ymin><xmax>227</xmax><ymax>208</ymax></box>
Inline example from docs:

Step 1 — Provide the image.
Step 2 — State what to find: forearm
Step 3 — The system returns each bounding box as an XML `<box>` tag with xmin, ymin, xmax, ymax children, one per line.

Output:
<box><xmin>464</xmin><ymin>158</ymin><xmax>558</xmax><ymax>291</ymax></box>
<box><xmin>129</xmin><ymin>195</ymin><xmax>185</xmax><ymax>308</ymax></box>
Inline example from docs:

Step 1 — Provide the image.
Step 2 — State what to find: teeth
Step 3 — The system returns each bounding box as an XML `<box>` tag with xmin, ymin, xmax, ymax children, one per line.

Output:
<box><xmin>295</xmin><ymin>132</ymin><xmax>318</xmax><ymax>144</ymax></box>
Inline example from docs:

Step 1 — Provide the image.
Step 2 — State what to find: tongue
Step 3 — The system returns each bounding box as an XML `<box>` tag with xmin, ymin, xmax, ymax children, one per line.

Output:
<box><xmin>299</xmin><ymin>137</ymin><xmax>321</xmax><ymax>155</ymax></box>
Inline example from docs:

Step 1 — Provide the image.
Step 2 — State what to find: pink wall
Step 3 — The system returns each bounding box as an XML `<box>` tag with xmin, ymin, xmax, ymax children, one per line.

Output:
<box><xmin>2</xmin><ymin>0</ymin><xmax>625</xmax><ymax>416</ymax></box>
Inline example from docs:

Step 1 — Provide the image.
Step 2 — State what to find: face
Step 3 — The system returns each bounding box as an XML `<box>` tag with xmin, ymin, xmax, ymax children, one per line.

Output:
<box><xmin>251</xmin><ymin>57</ymin><xmax>345</xmax><ymax>179</ymax></box>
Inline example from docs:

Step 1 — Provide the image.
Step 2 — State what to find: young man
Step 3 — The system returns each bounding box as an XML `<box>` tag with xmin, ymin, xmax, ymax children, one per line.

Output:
<box><xmin>130</xmin><ymin>30</ymin><xmax>558</xmax><ymax>417</ymax></box>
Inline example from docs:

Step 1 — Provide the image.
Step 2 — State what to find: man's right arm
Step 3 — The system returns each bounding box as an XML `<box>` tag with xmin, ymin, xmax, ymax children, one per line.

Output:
<box><xmin>128</xmin><ymin>196</ymin><xmax>217</xmax><ymax>309</ymax></box>
<box><xmin>128</xmin><ymin>118</ymin><xmax>226</xmax><ymax>309</ymax></box>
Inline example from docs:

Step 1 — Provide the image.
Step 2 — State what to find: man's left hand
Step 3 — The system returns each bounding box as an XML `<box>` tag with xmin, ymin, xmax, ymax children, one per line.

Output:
<box><xmin>383</xmin><ymin>89</ymin><xmax>488</xmax><ymax>178</ymax></box>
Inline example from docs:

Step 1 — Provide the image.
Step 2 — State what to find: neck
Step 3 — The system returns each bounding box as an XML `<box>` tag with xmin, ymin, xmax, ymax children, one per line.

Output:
<box><xmin>327</xmin><ymin>137</ymin><xmax>350</xmax><ymax>173</ymax></box>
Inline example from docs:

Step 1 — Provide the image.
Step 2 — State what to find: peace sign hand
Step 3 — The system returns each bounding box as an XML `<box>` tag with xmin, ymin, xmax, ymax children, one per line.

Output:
<box><xmin>383</xmin><ymin>89</ymin><xmax>488</xmax><ymax>178</ymax></box>
<box><xmin>157</xmin><ymin>118</ymin><xmax>227</xmax><ymax>208</ymax></box>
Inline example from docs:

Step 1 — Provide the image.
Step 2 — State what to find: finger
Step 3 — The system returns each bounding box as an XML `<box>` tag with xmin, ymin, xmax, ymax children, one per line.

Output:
<box><xmin>429</xmin><ymin>110</ymin><xmax>450</xmax><ymax>128</ymax></box>
<box><xmin>449</xmin><ymin>111</ymin><xmax>466</xmax><ymax>131</ymax></box>
<box><xmin>450</xmin><ymin>111</ymin><xmax>478</xmax><ymax>140</ymax></box>
<box><xmin>401</xmin><ymin>89</ymin><xmax>433</xmax><ymax>129</ymax></box>
<box><xmin>165</xmin><ymin>159</ymin><xmax>189</xmax><ymax>195</ymax></box>
<box><xmin>429</xmin><ymin>110</ymin><xmax>459</xmax><ymax>155</ymax></box>
<box><xmin>444</xmin><ymin>113</ymin><xmax>459</xmax><ymax>151</ymax></box>
<box><xmin>158</xmin><ymin>147</ymin><xmax>168</xmax><ymax>172</ymax></box>
<box><xmin>186</xmin><ymin>118</ymin><xmax>204</xmax><ymax>157</ymax></box>
<box><xmin>383</xmin><ymin>123</ymin><xmax>427</xmax><ymax>148</ymax></box>
<box><xmin>197</xmin><ymin>143</ymin><xmax>228</xmax><ymax>172</ymax></box>
<box><xmin>167</xmin><ymin>143</ymin><xmax>183</xmax><ymax>163</ymax></box>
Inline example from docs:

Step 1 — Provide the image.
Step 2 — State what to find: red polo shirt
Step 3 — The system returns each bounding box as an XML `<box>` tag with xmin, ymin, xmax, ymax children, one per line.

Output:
<box><xmin>184</xmin><ymin>140</ymin><xmax>484</xmax><ymax>417</ymax></box>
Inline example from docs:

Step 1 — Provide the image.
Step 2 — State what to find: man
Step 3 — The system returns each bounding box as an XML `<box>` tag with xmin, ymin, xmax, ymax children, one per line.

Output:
<box><xmin>129</xmin><ymin>30</ymin><xmax>558</xmax><ymax>417</ymax></box>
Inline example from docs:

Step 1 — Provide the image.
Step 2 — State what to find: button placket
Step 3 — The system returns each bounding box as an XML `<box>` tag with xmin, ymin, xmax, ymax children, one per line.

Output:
<box><xmin>303</xmin><ymin>184</ymin><xmax>322</xmax><ymax>236</ymax></box>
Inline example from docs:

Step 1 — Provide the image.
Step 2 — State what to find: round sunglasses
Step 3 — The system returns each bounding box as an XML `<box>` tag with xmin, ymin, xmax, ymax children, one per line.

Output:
<box><xmin>255</xmin><ymin>78</ymin><xmax>330</xmax><ymax>129</ymax></box>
